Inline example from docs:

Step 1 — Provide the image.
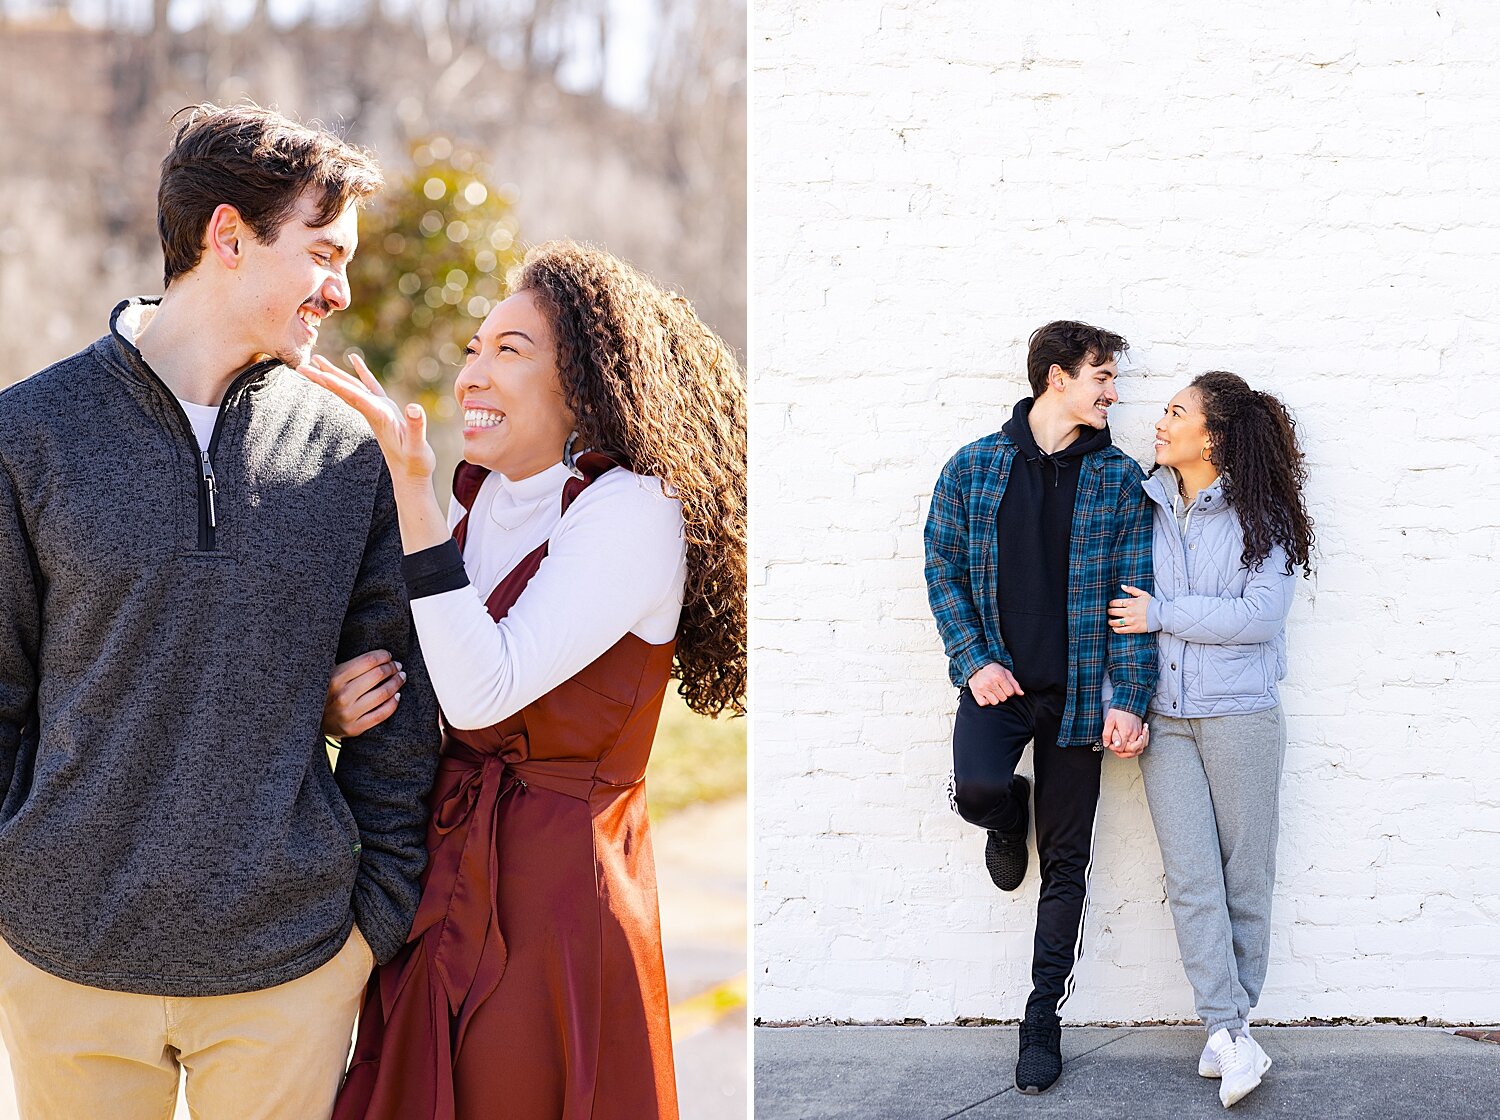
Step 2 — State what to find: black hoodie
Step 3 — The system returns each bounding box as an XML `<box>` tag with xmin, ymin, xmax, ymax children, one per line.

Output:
<box><xmin>994</xmin><ymin>397</ymin><xmax>1112</xmax><ymax>693</ymax></box>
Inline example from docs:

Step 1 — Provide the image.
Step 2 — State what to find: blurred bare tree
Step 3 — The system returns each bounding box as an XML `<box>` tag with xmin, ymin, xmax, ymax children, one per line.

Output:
<box><xmin>648</xmin><ymin>0</ymin><xmax>747</xmax><ymax>345</ymax></box>
<box><xmin>0</xmin><ymin>0</ymin><xmax>746</xmax><ymax>386</ymax></box>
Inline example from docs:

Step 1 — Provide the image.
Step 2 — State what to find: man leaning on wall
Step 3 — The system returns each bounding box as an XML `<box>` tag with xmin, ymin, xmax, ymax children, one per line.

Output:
<box><xmin>923</xmin><ymin>321</ymin><xmax>1157</xmax><ymax>1095</ymax></box>
<box><xmin>0</xmin><ymin>104</ymin><xmax>439</xmax><ymax>1119</ymax></box>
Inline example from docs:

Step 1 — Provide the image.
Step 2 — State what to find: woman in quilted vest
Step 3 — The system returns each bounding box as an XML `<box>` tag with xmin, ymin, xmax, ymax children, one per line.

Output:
<box><xmin>1108</xmin><ymin>371</ymin><xmax>1314</xmax><ymax>1109</ymax></box>
<box><xmin>304</xmin><ymin>240</ymin><xmax>747</xmax><ymax>1120</ymax></box>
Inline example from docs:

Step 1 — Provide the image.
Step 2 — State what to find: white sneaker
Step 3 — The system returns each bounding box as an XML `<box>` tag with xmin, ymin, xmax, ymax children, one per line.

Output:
<box><xmin>1237</xmin><ymin>1027</ymin><xmax>1272</xmax><ymax>1078</ymax></box>
<box><xmin>1198</xmin><ymin>1037</ymin><xmax>1220</xmax><ymax>1078</ymax></box>
<box><xmin>1200</xmin><ymin>1027</ymin><xmax>1272</xmax><ymax>1079</ymax></box>
<box><xmin>1206</xmin><ymin>1028</ymin><xmax>1262</xmax><ymax>1108</ymax></box>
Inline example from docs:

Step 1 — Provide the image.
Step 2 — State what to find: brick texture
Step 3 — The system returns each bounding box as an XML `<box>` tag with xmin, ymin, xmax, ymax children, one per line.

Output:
<box><xmin>752</xmin><ymin>0</ymin><xmax>1500</xmax><ymax>1025</ymax></box>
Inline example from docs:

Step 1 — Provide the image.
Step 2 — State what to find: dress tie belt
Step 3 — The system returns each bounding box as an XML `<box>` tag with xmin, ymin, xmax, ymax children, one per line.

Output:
<box><xmin>377</xmin><ymin>736</ymin><xmax>519</xmax><ymax>1055</ymax></box>
<box><xmin>380</xmin><ymin>735</ymin><xmax>602</xmax><ymax>1054</ymax></box>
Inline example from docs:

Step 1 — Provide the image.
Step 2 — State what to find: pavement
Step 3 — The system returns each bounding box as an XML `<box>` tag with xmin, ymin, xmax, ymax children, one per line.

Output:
<box><xmin>0</xmin><ymin>794</ymin><xmax>748</xmax><ymax>1120</ymax></box>
<box><xmin>659</xmin><ymin>795</ymin><xmax>750</xmax><ymax>1120</ymax></box>
<box><xmin>755</xmin><ymin>1024</ymin><xmax>1500</xmax><ymax>1119</ymax></box>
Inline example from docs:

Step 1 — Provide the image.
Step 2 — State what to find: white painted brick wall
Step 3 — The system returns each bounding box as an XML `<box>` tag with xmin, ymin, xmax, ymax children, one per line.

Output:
<box><xmin>752</xmin><ymin>0</ymin><xmax>1500</xmax><ymax>1025</ymax></box>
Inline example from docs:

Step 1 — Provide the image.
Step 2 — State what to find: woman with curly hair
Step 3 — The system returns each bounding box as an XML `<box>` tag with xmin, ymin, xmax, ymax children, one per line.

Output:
<box><xmin>302</xmin><ymin>240</ymin><xmax>746</xmax><ymax>1120</ymax></box>
<box><xmin>1108</xmin><ymin>371</ymin><xmax>1313</xmax><ymax>1109</ymax></box>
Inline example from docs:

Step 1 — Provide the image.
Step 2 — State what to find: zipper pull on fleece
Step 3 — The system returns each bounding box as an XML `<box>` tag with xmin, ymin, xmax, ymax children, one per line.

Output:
<box><xmin>200</xmin><ymin>450</ymin><xmax>218</xmax><ymax>529</ymax></box>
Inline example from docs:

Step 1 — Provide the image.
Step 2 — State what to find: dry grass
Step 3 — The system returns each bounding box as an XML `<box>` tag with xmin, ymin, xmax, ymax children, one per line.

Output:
<box><xmin>644</xmin><ymin>689</ymin><xmax>747</xmax><ymax>821</ymax></box>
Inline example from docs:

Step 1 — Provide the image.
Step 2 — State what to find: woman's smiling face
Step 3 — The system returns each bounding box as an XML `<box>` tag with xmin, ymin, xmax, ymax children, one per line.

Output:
<box><xmin>1154</xmin><ymin>386</ymin><xmax>1212</xmax><ymax>470</ymax></box>
<box><xmin>453</xmin><ymin>290</ymin><xmax>576</xmax><ymax>480</ymax></box>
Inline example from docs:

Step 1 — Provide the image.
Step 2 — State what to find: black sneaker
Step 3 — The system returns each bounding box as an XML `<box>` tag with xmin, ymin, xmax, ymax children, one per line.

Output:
<box><xmin>1015</xmin><ymin>1011</ymin><xmax>1063</xmax><ymax>1094</ymax></box>
<box><xmin>983</xmin><ymin>775</ymin><xmax>1030</xmax><ymax>891</ymax></box>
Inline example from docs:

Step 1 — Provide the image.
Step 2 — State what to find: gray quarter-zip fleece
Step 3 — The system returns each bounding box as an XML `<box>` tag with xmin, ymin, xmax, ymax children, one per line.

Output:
<box><xmin>0</xmin><ymin>298</ymin><xmax>440</xmax><ymax>996</ymax></box>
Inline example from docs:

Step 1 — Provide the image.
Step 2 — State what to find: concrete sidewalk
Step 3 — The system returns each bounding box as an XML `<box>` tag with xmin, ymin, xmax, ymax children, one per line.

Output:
<box><xmin>755</xmin><ymin>1025</ymin><xmax>1500</xmax><ymax>1119</ymax></box>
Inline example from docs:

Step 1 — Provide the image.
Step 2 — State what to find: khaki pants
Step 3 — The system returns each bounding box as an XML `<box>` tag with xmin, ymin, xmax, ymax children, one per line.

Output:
<box><xmin>0</xmin><ymin>928</ymin><xmax>373</xmax><ymax>1120</ymax></box>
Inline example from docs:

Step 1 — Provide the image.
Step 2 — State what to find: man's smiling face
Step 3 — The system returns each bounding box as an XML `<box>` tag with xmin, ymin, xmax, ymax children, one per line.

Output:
<box><xmin>236</xmin><ymin>191</ymin><xmax>358</xmax><ymax>368</ymax></box>
<box><xmin>1054</xmin><ymin>353</ymin><xmax>1119</xmax><ymax>430</ymax></box>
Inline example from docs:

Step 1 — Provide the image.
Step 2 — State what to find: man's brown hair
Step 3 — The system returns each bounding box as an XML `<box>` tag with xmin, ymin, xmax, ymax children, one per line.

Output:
<box><xmin>1026</xmin><ymin>320</ymin><xmax>1128</xmax><ymax>398</ymax></box>
<box><xmin>158</xmin><ymin>103</ymin><xmax>383</xmax><ymax>286</ymax></box>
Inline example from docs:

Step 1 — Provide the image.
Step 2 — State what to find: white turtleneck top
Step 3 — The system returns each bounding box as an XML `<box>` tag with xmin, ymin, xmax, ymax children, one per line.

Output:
<box><xmin>408</xmin><ymin>461</ymin><xmax>687</xmax><ymax>730</ymax></box>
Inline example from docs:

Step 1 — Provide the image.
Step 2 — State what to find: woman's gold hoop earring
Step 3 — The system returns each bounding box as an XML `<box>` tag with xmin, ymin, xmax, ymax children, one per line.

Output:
<box><xmin>1201</xmin><ymin>446</ymin><xmax>1213</xmax><ymax>462</ymax></box>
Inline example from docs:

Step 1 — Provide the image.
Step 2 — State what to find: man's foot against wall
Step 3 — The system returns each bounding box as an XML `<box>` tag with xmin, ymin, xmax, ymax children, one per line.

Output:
<box><xmin>983</xmin><ymin>775</ymin><xmax>1031</xmax><ymax>891</ymax></box>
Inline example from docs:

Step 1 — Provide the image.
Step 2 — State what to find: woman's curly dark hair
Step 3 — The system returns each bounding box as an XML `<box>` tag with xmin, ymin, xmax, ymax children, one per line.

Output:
<box><xmin>514</xmin><ymin>241</ymin><xmax>746</xmax><ymax>716</ymax></box>
<box><xmin>1192</xmin><ymin>371</ymin><xmax>1315</xmax><ymax>577</ymax></box>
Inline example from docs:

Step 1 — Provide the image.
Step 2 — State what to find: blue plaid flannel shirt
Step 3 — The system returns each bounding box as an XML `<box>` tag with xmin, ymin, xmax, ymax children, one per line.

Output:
<box><xmin>923</xmin><ymin>428</ymin><xmax>1157</xmax><ymax>748</ymax></box>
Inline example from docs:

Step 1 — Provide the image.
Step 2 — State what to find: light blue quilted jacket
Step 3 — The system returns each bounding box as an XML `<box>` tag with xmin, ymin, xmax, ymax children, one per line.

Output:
<box><xmin>1141</xmin><ymin>468</ymin><xmax>1295</xmax><ymax>718</ymax></box>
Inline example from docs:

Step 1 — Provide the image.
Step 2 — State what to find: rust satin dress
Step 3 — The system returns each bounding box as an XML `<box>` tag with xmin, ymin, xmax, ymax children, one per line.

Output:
<box><xmin>333</xmin><ymin>452</ymin><xmax>680</xmax><ymax>1120</ymax></box>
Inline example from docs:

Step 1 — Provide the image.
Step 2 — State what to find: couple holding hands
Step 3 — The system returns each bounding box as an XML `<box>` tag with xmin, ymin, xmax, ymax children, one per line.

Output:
<box><xmin>0</xmin><ymin>103</ymin><xmax>744</xmax><ymax>1120</ymax></box>
<box><xmin>925</xmin><ymin>321</ymin><xmax>1314</xmax><ymax>1108</ymax></box>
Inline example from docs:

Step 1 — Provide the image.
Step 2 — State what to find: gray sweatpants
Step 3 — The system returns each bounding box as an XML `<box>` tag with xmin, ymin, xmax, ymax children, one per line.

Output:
<box><xmin>1138</xmin><ymin>706</ymin><xmax>1286</xmax><ymax>1036</ymax></box>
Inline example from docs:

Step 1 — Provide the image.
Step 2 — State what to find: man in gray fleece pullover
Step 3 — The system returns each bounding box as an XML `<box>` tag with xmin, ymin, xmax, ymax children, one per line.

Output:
<box><xmin>0</xmin><ymin>105</ymin><xmax>439</xmax><ymax>1118</ymax></box>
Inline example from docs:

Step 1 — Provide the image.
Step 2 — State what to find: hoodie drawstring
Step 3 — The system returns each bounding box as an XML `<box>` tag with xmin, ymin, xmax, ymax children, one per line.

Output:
<box><xmin>1028</xmin><ymin>451</ymin><xmax>1064</xmax><ymax>488</ymax></box>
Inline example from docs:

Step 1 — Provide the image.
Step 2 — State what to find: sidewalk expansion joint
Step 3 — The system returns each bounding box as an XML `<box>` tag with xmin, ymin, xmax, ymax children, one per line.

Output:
<box><xmin>939</xmin><ymin>1029</ymin><xmax>1138</xmax><ymax>1118</ymax></box>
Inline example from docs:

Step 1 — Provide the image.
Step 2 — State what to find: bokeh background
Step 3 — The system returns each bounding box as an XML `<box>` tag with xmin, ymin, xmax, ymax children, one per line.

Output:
<box><xmin>0</xmin><ymin>1</ymin><xmax>746</xmax><ymax>1115</ymax></box>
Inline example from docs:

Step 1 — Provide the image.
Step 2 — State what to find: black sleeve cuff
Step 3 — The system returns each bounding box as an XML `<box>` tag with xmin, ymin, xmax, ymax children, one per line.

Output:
<box><xmin>401</xmin><ymin>539</ymin><xmax>470</xmax><ymax>600</ymax></box>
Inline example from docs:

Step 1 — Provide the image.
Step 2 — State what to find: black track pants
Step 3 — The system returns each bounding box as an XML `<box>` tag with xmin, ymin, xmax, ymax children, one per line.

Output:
<box><xmin>951</xmin><ymin>687</ymin><xmax>1103</xmax><ymax>1021</ymax></box>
